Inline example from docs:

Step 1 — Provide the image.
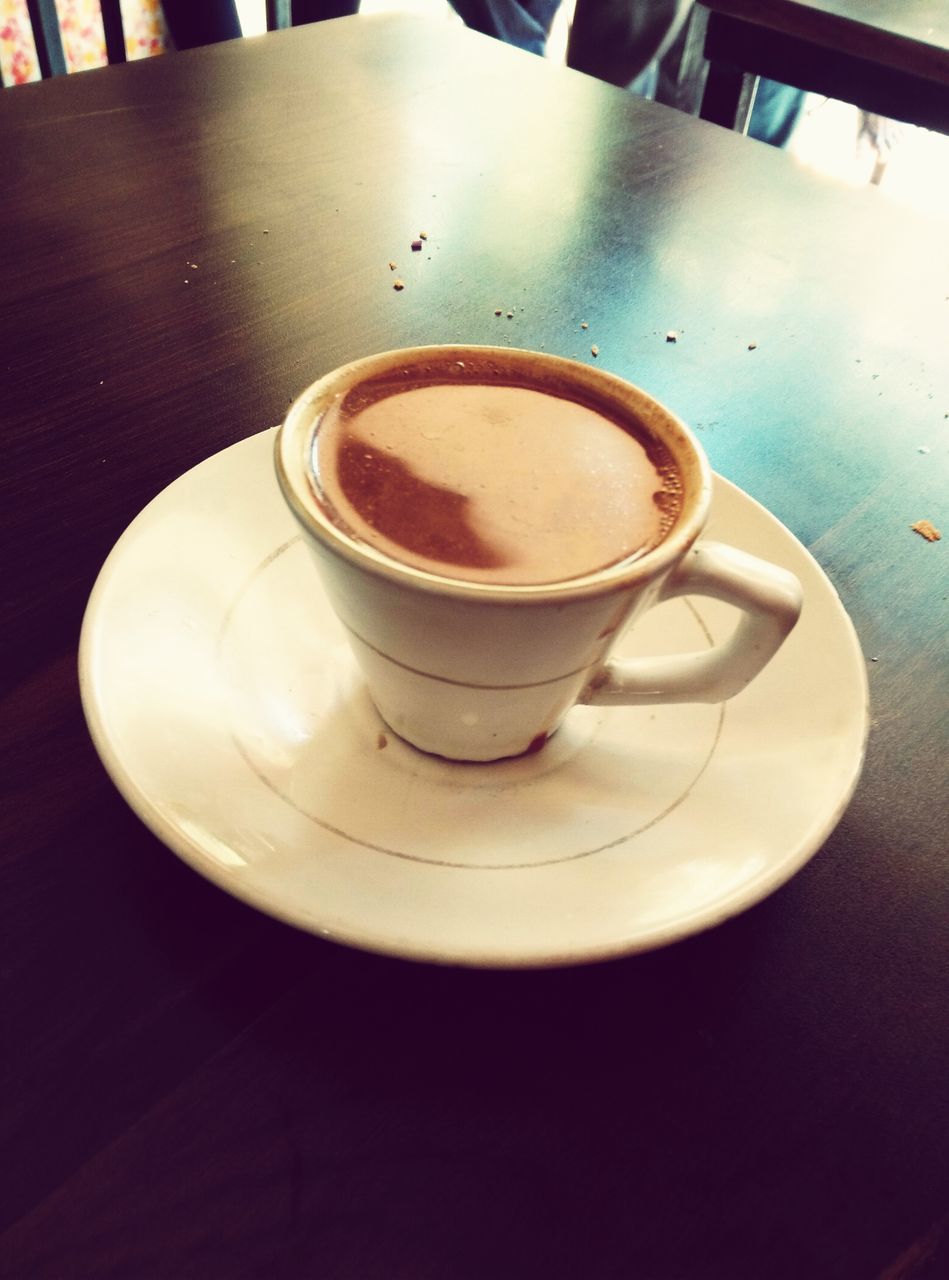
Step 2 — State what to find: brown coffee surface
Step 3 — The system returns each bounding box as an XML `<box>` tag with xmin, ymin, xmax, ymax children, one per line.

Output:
<box><xmin>312</xmin><ymin>373</ymin><xmax>681</xmax><ymax>585</ymax></box>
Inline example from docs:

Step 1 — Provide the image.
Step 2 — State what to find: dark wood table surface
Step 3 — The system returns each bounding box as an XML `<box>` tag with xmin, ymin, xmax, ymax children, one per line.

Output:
<box><xmin>697</xmin><ymin>0</ymin><xmax>949</xmax><ymax>132</ymax></box>
<box><xmin>2</xmin><ymin>14</ymin><xmax>947</xmax><ymax>1279</ymax></box>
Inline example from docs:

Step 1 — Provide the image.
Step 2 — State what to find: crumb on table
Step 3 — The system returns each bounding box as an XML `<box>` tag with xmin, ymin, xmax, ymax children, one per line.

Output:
<box><xmin>910</xmin><ymin>519</ymin><xmax>941</xmax><ymax>542</ymax></box>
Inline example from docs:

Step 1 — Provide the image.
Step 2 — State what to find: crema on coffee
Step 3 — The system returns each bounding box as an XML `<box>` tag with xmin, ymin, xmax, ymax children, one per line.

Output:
<box><xmin>311</xmin><ymin>362</ymin><xmax>683</xmax><ymax>585</ymax></box>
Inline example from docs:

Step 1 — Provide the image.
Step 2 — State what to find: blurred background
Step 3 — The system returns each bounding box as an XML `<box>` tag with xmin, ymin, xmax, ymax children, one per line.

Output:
<box><xmin>2</xmin><ymin>0</ymin><xmax>947</xmax><ymax>220</ymax></box>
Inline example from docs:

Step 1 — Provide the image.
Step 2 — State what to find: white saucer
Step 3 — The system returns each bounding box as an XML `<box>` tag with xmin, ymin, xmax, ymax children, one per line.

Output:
<box><xmin>80</xmin><ymin>429</ymin><xmax>868</xmax><ymax>968</ymax></box>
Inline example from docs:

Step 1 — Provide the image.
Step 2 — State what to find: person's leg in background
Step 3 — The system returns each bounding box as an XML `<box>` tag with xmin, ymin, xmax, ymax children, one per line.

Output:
<box><xmin>566</xmin><ymin>0</ymin><xmax>692</xmax><ymax>90</ymax></box>
<box><xmin>270</xmin><ymin>0</ymin><xmax>804</xmax><ymax>148</ymax></box>
<box><xmin>571</xmin><ymin>1</ymin><xmax>804</xmax><ymax>149</ymax></box>
<box><xmin>161</xmin><ymin>0</ymin><xmax>242</xmax><ymax>48</ymax></box>
<box><xmin>447</xmin><ymin>0</ymin><xmax>561</xmax><ymax>56</ymax></box>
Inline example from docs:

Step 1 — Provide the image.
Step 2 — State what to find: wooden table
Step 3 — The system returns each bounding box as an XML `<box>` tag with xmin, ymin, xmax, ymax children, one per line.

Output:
<box><xmin>695</xmin><ymin>0</ymin><xmax>949</xmax><ymax>133</ymax></box>
<box><xmin>2</xmin><ymin>15</ymin><xmax>948</xmax><ymax>1278</ymax></box>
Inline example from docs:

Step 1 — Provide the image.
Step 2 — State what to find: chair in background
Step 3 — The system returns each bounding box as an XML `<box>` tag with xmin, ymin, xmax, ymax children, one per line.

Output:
<box><xmin>1</xmin><ymin>0</ymin><xmax>167</xmax><ymax>86</ymax></box>
<box><xmin>265</xmin><ymin>1</ymin><xmax>361</xmax><ymax>30</ymax></box>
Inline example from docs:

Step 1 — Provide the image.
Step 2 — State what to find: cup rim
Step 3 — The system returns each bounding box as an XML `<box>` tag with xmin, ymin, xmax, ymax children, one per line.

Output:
<box><xmin>274</xmin><ymin>345</ymin><xmax>712</xmax><ymax>604</ymax></box>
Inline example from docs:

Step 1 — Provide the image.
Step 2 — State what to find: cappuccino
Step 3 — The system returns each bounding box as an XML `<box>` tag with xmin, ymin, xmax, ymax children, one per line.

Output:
<box><xmin>276</xmin><ymin>346</ymin><xmax>801</xmax><ymax>761</ymax></box>
<box><xmin>311</xmin><ymin>359</ymin><xmax>683</xmax><ymax>585</ymax></box>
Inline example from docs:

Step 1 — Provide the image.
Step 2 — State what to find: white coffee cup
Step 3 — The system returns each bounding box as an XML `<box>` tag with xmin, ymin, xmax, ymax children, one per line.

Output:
<box><xmin>275</xmin><ymin>346</ymin><xmax>802</xmax><ymax>761</ymax></box>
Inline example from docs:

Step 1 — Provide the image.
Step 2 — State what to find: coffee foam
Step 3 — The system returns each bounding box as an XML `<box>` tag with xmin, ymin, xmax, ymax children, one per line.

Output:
<box><xmin>311</xmin><ymin>358</ymin><xmax>683</xmax><ymax>585</ymax></box>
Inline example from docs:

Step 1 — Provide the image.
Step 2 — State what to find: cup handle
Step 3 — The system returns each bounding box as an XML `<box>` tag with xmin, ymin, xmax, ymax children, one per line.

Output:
<box><xmin>580</xmin><ymin>541</ymin><xmax>803</xmax><ymax>706</ymax></box>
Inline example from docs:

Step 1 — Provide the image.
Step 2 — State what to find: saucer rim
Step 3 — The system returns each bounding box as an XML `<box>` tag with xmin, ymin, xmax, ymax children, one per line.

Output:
<box><xmin>78</xmin><ymin>431</ymin><xmax>869</xmax><ymax>969</ymax></box>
